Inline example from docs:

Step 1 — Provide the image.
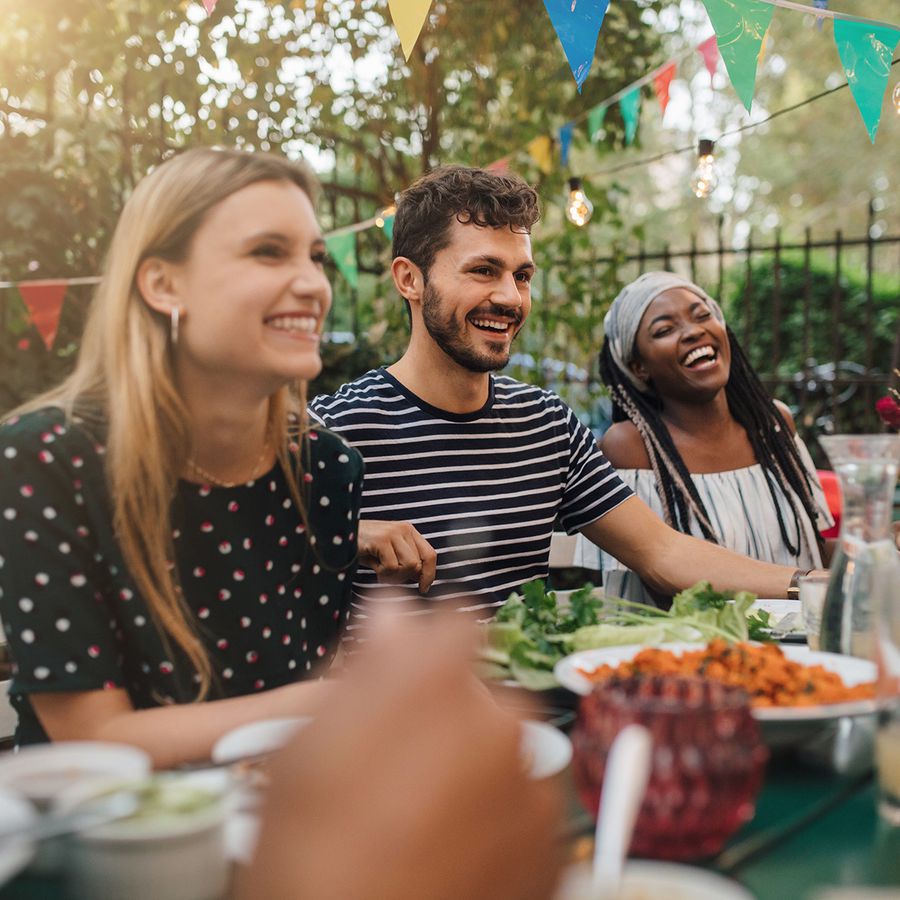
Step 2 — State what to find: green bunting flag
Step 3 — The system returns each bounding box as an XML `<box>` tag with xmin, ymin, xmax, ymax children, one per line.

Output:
<box><xmin>700</xmin><ymin>0</ymin><xmax>774</xmax><ymax>111</ymax></box>
<box><xmin>382</xmin><ymin>215</ymin><xmax>395</xmax><ymax>241</ymax></box>
<box><xmin>587</xmin><ymin>104</ymin><xmax>607</xmax><ymax>142</ymax></box>
<box><xmin>619</xmin><ymin>88</ymin><xmax>641</xmax><ymax>146</ymax></box>
<box><xmin>833</xmin><ymin>19</ymin><xmax>900</xmax><ymax>143</ymax></box>
<box><xmin>325</xmin><ymin>232</ymin><xmax>359</xmax><ymax>289</ymax></box>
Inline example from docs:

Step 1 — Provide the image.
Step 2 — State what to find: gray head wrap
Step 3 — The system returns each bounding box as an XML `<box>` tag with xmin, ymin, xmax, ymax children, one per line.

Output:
<box><xmin>603</xmin><ymin>271</ymin><xmax>725</xmax><ymax>392</ymax></box>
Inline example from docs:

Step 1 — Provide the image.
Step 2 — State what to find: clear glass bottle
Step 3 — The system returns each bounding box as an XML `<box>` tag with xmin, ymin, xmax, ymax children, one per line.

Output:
<box><xmin>818</xmin><ymin>435</ymin><xmax>900</xmax><ymax>659</ymax></box>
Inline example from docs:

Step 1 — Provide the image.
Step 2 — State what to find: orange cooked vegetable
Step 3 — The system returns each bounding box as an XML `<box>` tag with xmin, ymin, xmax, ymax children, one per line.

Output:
<box><xmin>578</xmin><ymin>639</ymin><xmax>875</xmax><ymax>708</ymax></box>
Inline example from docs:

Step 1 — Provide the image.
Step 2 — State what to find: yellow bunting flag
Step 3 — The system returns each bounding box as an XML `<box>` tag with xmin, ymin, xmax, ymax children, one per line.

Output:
<box><xmin>526</xmin><ymin>136</ymin><xmax>554</xmax><ymax>175</ymax></box>
<box><xmin>388</xmin><ymin>0</ymin><xmax>434</xmax><ymax>61</ymax></box>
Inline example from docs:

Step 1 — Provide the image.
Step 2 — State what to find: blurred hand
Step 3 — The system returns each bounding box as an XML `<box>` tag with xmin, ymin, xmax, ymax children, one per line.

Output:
<box><xmin>892</xmin><ymin>521</ymin><xmax>899</xmax><ymax>552</ymax></box>
<box><xmin>357</xmin><ymin>518</ymin><xmax>437</xmax><ymax>594</ymax></box>
<box><xmin>238</xmin><ymin>616</ymin><xmax>565</xmax><ymax>900</ymax></box>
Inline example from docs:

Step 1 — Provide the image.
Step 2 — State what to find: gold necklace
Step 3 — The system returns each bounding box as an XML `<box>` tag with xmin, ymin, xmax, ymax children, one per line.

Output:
<box><xmin>186</xmin><ymin>442</ymin><xmax>270</xmax><ymax>489</ymax></box>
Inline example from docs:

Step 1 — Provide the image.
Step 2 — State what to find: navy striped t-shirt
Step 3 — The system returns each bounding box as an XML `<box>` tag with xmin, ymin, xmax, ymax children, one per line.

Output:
<box><xmin>308</xmin><ymin>368</ymin><xmax>632</xmax><ymax>613</ymax></box>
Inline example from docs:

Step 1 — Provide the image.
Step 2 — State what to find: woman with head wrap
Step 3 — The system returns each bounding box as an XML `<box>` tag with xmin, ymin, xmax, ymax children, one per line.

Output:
<box><xmin>573</xmin><ymin>272</ymin><xmax>833</xmax><ymax>606</ymax></box>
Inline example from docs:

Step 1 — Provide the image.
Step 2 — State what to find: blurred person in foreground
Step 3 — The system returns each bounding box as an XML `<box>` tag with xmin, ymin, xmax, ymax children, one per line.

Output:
<box><xmin>572</xmin><ymin>272</ymin><xmax>835</xmax><ymax>606</ymax></box>
<box><xmin>309</xmin><ymin>166</ymin><xmax>824</xmax><ymax>622</ymax></box>
<box><xmin>0</xmin><ymin>148</ymin><xmax>364</xmax><ymax>767</ymax></box>
<box><xmin>238</xmin><ymin>614</ymin><xmax>565</xmax><ymax>900</ymax></box>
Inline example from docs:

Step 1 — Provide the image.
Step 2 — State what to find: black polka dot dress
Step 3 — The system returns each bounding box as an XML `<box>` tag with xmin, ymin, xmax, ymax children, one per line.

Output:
<box><xmin>0</xmin><ymin>408</ymin><xmax>363</xmax><ymax>746</ymax></box>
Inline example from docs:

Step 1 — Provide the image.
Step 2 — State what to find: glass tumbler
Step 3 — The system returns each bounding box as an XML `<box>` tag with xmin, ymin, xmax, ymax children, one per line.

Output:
<box><xmin>800</xmin><ymin>573</ymin><xmax>830</xmax><ymax>651</ymax></box>
<box><xmin>572</xmin><ymin>675</ymin><xmax>768</xmax><ymax>861</ymax></box>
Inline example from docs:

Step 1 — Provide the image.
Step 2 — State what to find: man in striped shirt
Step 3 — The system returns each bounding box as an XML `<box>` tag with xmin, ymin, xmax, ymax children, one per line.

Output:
<box><xmin>309</xmin><ymin>166</ymin><xmax>814</xmax><ymax>619</ymax></box>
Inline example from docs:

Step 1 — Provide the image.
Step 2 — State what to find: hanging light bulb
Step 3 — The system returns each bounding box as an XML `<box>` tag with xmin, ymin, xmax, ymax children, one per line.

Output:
<box><xmin>565</xmin><ymin>177</ymin><xmax>593</xmax><ymax>227</ymax></box>
<box><xmin>690</xmin><ymin>138</ymin><xmax>719</xmax><ymax>199</ymax></box>
<box><xmin>893</xmin><ymin>80</ymin><xmax>900</xmax><ymax>115</ymax></box>
<box><xmin>375</xmin><ymin>203</ymin><xmax>396</xmax><ymax>228</ymax></box>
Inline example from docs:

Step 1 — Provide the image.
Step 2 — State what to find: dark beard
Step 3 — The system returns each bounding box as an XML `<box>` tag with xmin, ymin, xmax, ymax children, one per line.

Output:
<box><xmin>421</xmin><ymin>281</ymin><xmax>519</xmax><ymax>373</ymax></box>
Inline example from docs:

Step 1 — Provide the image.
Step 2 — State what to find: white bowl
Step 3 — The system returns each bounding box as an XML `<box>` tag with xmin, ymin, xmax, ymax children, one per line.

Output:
<box><xmin>62</xmin><ymin>774</ymin><xmax>230</xmax><ymax>900</ymax></box>
<box><xmin>555</xmin><ymin>860</ymin><xmax>754</xmax><ymax>900</ymax></box>
<box><xmin>0</xmin><ymin>741</ymin><xmax>151</xmax><ymax>810</ymax></box>
<box><xmin>0</xmin><ymin>786</ymin><xmax>36</xmax><ymax>888</ymax></box>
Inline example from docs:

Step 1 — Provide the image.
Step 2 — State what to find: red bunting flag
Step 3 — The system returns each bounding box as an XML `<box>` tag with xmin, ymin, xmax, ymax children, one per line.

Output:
<box><xmin>485</xmin><ymin>158</ymin><xmax>510</xmax><ymax>173</ymax></box>
<box><xmin>697</xmin><ymin>35</ymin><xmax>719</xmax><ymax>85</ymax></box>
<box><xmin>202</xmin><ymin>0</ymin><xmax>218</xmax><ymax>14</ymax></box>
<box><xmin>17</xmin><ymin>281</ymin><xmax>68</xmax><ymax>350</ymax></box>
<box><xmin>653</xmin><ymin>62</ymin><xmax>677</xmax><ymax>118</ymax></box>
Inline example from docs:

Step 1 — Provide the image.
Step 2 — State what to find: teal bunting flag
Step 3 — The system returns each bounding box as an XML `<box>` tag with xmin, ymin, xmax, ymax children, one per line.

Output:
<box><xmin>587</xmin><ymin>104</ymin><xmax>607</xmax><ymax>142</ymax></box>
<box><xmin>382</xmin><ymin>215</ymin><xmax>395</xmax><ymax>241</ymax></box>
<box><xmin>833</xmin><ymin>19</ymin><xmax>900</xmax><ymax>142</ymax></box>
<box><xmin>619</xmin><ymin>88</ymin><xmax>641</xmax><ymax>146</ymax></box>
<box><xmin>541</xmin><ymin>0</ymin><xmax>611</xmax><ymax>92</ymax></box>
<box><xmin>324</xmin><ymin>232</ymin><xmax>359</xmax><ymax>289</ymax></box>
<box><xmin>700</xmin><ymin>0</ymin><xmax>775</xmax><ymax>111</ymax></box>
<box><xmin>558</xmin><ymin>122</ymin><xmax>574</xmax><ymax>167</ymax></box>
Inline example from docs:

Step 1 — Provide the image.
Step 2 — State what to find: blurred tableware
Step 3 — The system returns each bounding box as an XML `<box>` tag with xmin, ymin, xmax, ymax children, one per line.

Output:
<box><xmin>211</xmin><ymin>716</ymin><xmax>312</xmax><ymax>767</ymax></box>
<box><xmin>0</xmin><ymin>741</ymin><xmax>150</xmax><ymax>873</ymax></box>
<box><xmin>590</xmin><ymin>725</ymin><xmax>651</xmax><ymax>900</ymax></box>
<box><xmin>0</xmin><ymin>787</ymin><xmax>36</xmax><ymax>888</ymax></box>
<box><xmin>571</xmin><ymin>675</ymin><xmax>766</xmax><ymax>861</ymax></box>
<box><xmin>556</xmin><ymin>643</ymin><xmax>878</xmax><ymax>749</ymax></box>
<box><xmin>61</xmin><ymin>773</ymin><xmax>230</xmax><ymax>900</ymax></box>
<box><xmin>818</xmin><ymin>434</ymin><xmax>900</xmax><ymax>660</ymax></box>
<box><xmin>0</xmin><ymin>742</ymin><xmax>151</xmax><ymax>811</ymax></box>
<box><xmin>800</xmin><ymin>574</ymin><xmax>830</xmax><ymax>651</ymax></box>
<box><xmin>874</xmin><ymin>549</ymin><xmax>900</xmax><ymax>825</ymax></box>
<box><xmin>0</xmin><ymin>788</ymin><xmax>137</xmax><ymax>845</ymax></box>
<box><xmin>520</xmin><ymin>721</ymin><xmax>572</xmax><ymax>779</ymax></box>
<box><xmin>554</xmin><ymin>859</ymin><xmax>754</xmax><ymax>900</ymax></box>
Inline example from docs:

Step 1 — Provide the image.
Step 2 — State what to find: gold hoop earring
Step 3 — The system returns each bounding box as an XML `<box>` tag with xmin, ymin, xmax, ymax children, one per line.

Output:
<box><xmin>170</xmin><ymin>307</ymin><xmax>180</xmax><ymax>346</ymax></box>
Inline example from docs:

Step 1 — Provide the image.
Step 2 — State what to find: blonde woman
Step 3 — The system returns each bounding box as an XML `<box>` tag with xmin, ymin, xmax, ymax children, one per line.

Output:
<box><xmin>0</xmin><ymin>149</ymin><xmax>363</xmax><ymax>767</ymax></box>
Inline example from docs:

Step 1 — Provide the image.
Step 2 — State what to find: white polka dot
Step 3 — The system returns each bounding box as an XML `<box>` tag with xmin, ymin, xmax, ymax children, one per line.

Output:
<box><xmin>35</xmin><ymin>573</ymin><xmax>49</xmax><ymax>586</ymax></box>
<box><xmin>42</xmin><ymin>507</ymin><xmax>57</xmax><ymax>520</ymax></box>
<box><xmin>300</xmin><ymin>617</ymin><xmax>306</xmax><ymax>629</ymax></box>
<box><xmin>119</xmin><ymin>588</ymin><xmax>133</xmax><ymax>601</ymax></box>
<box><xmin>34</xmin><ymin>667</ymin><xmax>50</xmax><ymax>680</ymax></box>
<box><xmin>288</xmin><ymin>660</ymin><xmax>297</xmax><ymax>670</ymax></box>
<box><xmin>0</xmin><ymin>555</ymin><xmax>4</xmax><ymax>568</ymax></box>
<box><xmin>338</xmin><ymin>453</ymin><xmax>349</xmax><ymax>463</ymax></box>
<box><xmin>317</xmin><ymin>461</ymin><xmax>325</xmax><ymax>469</ymax></box>
<box><xmin>337</xmin><ymin>572</ymin><xmax>346</xmax><ymax>582</ymax></box>
<box><xmin>65</xmin><ymin>661</ymin><xmax>78</xmax><ymax>674</ymax></box>
<box><xmin>70</xmin><ymin>574</ymin><xmax>86</xmax><ymax>587</ymax></box>
<box><xmin>241</xmin><ymin>616</ymin><xmax>251</xmax><ymax>628</ymax></box>
<box><xmin>4</xmin><ymin>447</ymin><xmax>17</xmax><ymax>459</ymax></box>
<box><xmin>55</xmin><ymin>618</ymin><xmax>70</xmax><ymax>632</ymax></box>
<box><xmin>4</xmin><ymin>509</ymin><xmax>17</xmax><ymax>521</ymax></box>
<box><xmin>59</xmin><ymin>542</ymin><xmax>71</xmax><ymax>554</ymax></box>
<box><xmin>305</xmin><ymin>661</ymin><xmax>312</xmax><ymax>671</ymax></box>
<box><xmin>332</xmin><ymin>536</ymin><xmax>343</xmax><ymax>546</ymax></box>
<box><xmin>24</xmin><ymin>530</ymin><xmax>38</xmax><ymax>542</ymax></box>
<box><xmin>282</xmin><ymin>498</ymin><xmax>292</xmax><ymax>509</ymax></box>
<box><xmin>218</xmin><ymin>541</ymin><xmax>232</xmax><ymax>554</ymax></box>
<box><xmin>38</xmin><ymin>450</ymin><xmax>54</xmax><ymax>464</ymax></box>
<box><xmin>21</xmin><ymin>629</ymin><xmax>35</xmax><ymax>644</ymax></box>
<box><xmin>318</xmin><ymin>595</ymin><xmax>329</xmax><ymax>606</ymax></box>
<box><xmin>134</xmin><ymin>616</ymin><xmax>146</xmax><ymax>627</ymax></box>
<box><xmin>223</xmin><ymin>668</ymin><xmax>234</xmax><ymax>679</ymax></box>
<box><xmin>313</xmin><ymin>564</ymin><xmax>321</xmax><ymax>575</ymax></box>
<box><xmin>18</xmin><ymin>598</ymin><xmax>33</xmax><ymax>612</ymax></box>
<box><xmin>290</xmin><ymin>563</ymin><xmax>301</xmax><ymax>574</ymax></box>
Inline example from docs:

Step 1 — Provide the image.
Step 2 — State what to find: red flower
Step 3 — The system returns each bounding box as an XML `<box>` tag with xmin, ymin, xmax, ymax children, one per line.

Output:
<box><xmin>876</xmin><ymin>395</ymin><xmax>900</xmax><ymax>429</ymax></box>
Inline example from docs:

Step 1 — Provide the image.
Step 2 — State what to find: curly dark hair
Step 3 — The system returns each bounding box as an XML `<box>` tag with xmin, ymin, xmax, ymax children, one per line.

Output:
<box><xmin>392</xmin><ymin>165</ymin><xmax>540</xmax><ymax>278</ymax></box>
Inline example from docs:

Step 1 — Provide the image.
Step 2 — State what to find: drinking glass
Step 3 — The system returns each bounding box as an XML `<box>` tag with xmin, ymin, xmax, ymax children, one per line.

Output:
<box><xmin>874</xmin><ymin>553</ymin><xmax>900</xmax><ymax>825</ymax></box>
<box><xmin>800</xmin><ymin>573</ymin><xmax>830</xmax><ymax>652</ymax></box>
<box><xmin>571</xmin><ymin>675</ymin><xmax>767</xmax><ymax>861</ymax></box>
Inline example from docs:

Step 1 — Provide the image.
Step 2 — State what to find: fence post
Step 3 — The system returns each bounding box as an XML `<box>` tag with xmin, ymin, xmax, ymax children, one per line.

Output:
<box><xmin>689</xmin><ymin>232</ymin><xmax>698</xmax><ymax>285</ymax></box>
<box><xmin>716</xmin><ymin>216</ymin><xmax>725</xmax><ymax>302</ymax></box>
<box><xmin>743</xmin><ymin>229</ymin><xmax>754</xmax><ymax>350</ymax></box>
<box><xmin>773</xmin><ymin>227</ymin><xmax>782</xmax><ymax>371</ymax></box>
<box><xmin>865</xmin><ymin>198</ymin><xmax>875</xmax><ymax>416</ymax></box>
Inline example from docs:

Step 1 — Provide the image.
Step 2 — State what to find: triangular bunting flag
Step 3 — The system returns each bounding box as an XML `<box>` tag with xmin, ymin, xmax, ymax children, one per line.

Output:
<box><xmin>541</xmin><ymin>0</ymin><xmax>611</xmax><ymax>92</ymax></box>
<box><xmin>813</xmin><ymin>0</ymin><xmax>828</xmax><ymax>31</ymax></box>
<box><xmin>388</xmin><ymin>0</ymin><xmax>434</xmax><ymax>61</ymax></box>
<box><xmin>526</xmin><ymin>136</ymin><xmax>554</xmax><ymax>175</ymax></box>
<box><xmin>18</xmin><ymin>281</ymin><xmax>68</xmax><ymax>350</ymax></box>
<box><xmin>202</xmin><ymin>0</ymin><xmax>217</xmax><ymax>14</ymax></box>
<box><xmin>700</xmin><ymin>0</ymin><xmax>775</xmax><ymax>111</ymax></box>
<box><xmin>382</xmin><ymin>216</ymin><xmax>395</xmax><ymax>242</ymax></box>
<box><xmin>558</xmin><ymin>123</ymin><xmax>574</xmax><ymax>168</ymax></box>
<box><xmin>324</xmin><ymin>233</ymin><xmax>359</xmax><ymax>289</ymax></box>
<box><xmin>587</xmin><ymin>104</ymin><xmax>607</xmax><ymax>142</ymax></box>
<box><xmin>833</xmin><ymin>19</ymin><xmax>900</xmax><ymax>143</ymax></box>
<box><xmin>758</xmin><ymin>31</ymin><xmax>770</xmax><ymax>64</ymax></box>
<box><xmin>485</xmin><ymin>158</ymin><xmax>510</xmax><ymax>173</ymax></box>
<box><xmin>697</xmin><ymin>35</ymin><xmax>719</xmax><ymax>85</ymax></box>
<box><xmin>653</xmin><ymin>62</ymin><xmax>677</xmax><ymax>119</ymax></box>
<box><xmin>619</xmin><ymin>88</ymin><xmax>641</xmax><ymax>146</ymax></box>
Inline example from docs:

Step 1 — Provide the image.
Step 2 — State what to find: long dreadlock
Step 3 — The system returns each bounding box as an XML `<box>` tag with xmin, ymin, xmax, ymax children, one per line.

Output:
<box><xmin>599</xmin><ymin>326</ymin><xmax>825</xmax><ymax>558</ymax></box>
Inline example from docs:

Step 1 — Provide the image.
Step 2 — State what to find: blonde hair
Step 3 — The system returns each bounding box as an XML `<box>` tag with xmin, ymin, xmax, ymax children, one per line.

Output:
<box><xmin>11</xmin><ymin>148</ymin><xmax>320</xmax><ymax>700</ymax></box>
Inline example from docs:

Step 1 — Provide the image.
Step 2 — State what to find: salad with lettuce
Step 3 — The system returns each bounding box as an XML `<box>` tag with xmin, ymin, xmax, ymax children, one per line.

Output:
<box><xmin>479</xmin><ymin>580</ymin><xmax>772</xmax><ymax>690</ymax></box>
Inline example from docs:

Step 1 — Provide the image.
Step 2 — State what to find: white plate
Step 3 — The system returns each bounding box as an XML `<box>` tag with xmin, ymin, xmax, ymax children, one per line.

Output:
<box><xmin>750</xmin><ymin>598</ymin><xmax>804</xmax><ymax>635</ymax></box>
<box><xmin>0</xmin><ymin>786</ymin><xmax>36</xmax><ymax>887</ymax></box>
<box><xmin>213</xmin><ymin>716</ymin><xmax>571</xmax><ymax>780</ymax></box>
<box><xmin>554</xmin><ymin>643</ymin><xmax>878</xmax><ymax>724</ymax></box>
